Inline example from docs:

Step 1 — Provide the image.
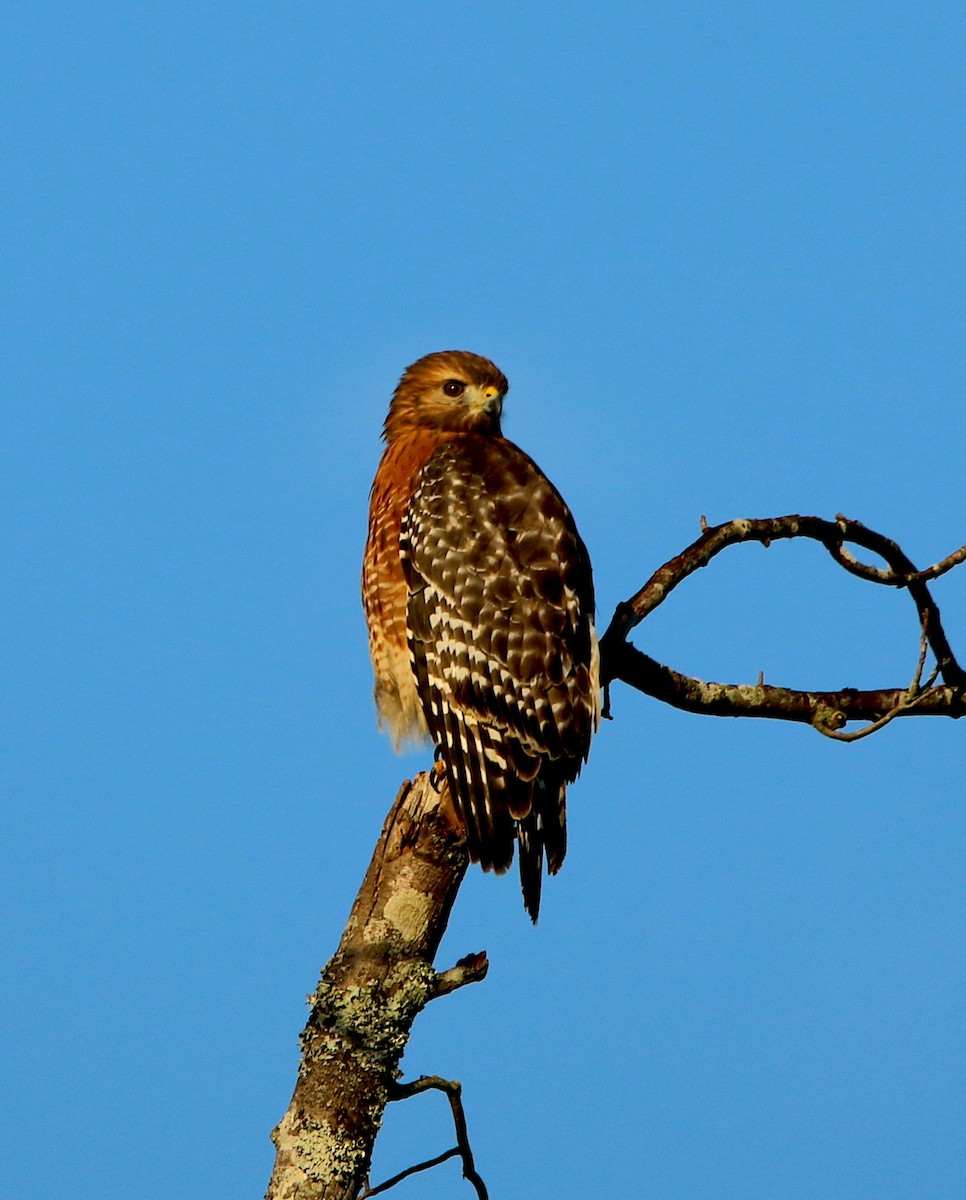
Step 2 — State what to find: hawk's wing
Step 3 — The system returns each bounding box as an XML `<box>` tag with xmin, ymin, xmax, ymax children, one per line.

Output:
<box><xmin>400</xmin><ymin>434</ymin><xmax>598</xmax><ymax>908</ymax></box>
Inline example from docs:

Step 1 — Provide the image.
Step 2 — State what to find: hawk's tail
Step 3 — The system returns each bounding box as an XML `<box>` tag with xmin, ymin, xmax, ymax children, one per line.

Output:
<box><xmin>517</xmin><ymin>775</ymin><xmax>568</xmax><ymax>923</ymax></box>
<box><xmin>435</xmin><ymin>713</ymin><xmax>570</xmax><ymax>921</ymax></box>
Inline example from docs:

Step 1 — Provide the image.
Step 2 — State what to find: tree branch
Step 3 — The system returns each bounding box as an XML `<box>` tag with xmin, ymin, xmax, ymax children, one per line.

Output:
<box><xmin>359</xmin><ymin>1147</ymin><xmax>460</xmax><ymax>1197</ymax></box>
<box><xmin>600</xmin><ymin>514</ymin><xmax>966</xmax><ymax>734</ymax></box>
<box><xmin>267</xmin><ymin>511</ymin><xmax>963</xmax><ymax>1197</ymax></box>
<box><xmin>359</xmin><ymin>1076</ymin><xmax>489</xmax><ymax>1199</ymax></box>
<box><xmin>265</xmin><ymin>774</ymin><xmax>480</xmax><ymax>1200</ymax></box>
<box><xmin>432</xmin><ymin>951</ymin><xmax>489</xmax><ymax>998</ymax></box>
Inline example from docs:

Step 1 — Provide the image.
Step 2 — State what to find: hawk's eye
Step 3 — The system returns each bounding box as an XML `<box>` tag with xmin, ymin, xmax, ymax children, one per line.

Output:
<box><xmin>442</xmin><ymin>380</ymin><xmax>466</xmax><ymax>398</ymax></box>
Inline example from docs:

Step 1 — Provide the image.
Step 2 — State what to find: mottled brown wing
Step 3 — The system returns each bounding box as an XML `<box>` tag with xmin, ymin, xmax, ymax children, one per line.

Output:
<box><xmin>400</xmin><ymin>434</ymin><xmax>597</xmax><ymax>916</ymax></box>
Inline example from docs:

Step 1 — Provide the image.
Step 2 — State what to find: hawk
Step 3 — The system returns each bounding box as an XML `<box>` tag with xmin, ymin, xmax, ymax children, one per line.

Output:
<box><xmin>362</xmin><ymin>350</ymin><xmax>599</xmax><ymax>920</ymax></box>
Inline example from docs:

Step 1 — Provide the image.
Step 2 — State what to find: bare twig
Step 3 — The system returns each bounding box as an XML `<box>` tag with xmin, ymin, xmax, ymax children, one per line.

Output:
<box><xmin>814</xmin><ymin>624</ymin><xmax>944</xmax><ymax>742</ymax></box>
<box><xmin>360</xmin><ymin>1076</ymin><xmax>488</xmax><ymax>1199</ymax></box>
<box><xmin>359</xmin><ymin>1148</ymin><xmax>460</xmax><ymax>1197</ymax></box>
<box><xmin>906</xmin><ymin>542</ymin><xmax>966</xmax><ymax>584</ymax></box>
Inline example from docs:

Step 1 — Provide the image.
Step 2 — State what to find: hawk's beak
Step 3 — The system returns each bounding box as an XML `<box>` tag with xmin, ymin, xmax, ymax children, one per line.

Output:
<box><xmin>481</xmin><ymin>385</ymin><xmax>503</xmax><ymax>418</ymax></box>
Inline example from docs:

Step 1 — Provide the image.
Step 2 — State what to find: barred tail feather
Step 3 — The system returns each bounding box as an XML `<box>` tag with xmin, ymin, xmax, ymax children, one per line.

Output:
<box><xmin>517</xmin><ymin>810</ymin><xmax>544</xmax><ymax>923</ymax></box>
<box><xmin>536</xmin><ymin>773</ymin><xmax>568</xmax><ymax>876</ymax></box>
<box><xmin>515</xmin><ymin>774</ymin><xmax>568</xmax><ymax>922</ymax></box>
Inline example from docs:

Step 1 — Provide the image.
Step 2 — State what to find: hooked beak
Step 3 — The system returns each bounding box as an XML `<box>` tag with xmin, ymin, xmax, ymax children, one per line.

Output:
<box><xmin>481</xmin><ymin>385</ymin><xmax>503</xmax><ymax>418</ymax></box>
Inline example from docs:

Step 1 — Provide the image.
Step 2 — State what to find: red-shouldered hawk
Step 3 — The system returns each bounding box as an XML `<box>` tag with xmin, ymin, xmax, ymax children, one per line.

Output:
<box><xmin>362</xmin><ymin>350</ymin><xmax>599</xmax><ymax>920</ymax></box>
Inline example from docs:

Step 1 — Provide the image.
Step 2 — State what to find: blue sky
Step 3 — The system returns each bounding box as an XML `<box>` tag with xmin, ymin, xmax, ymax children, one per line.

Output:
<box><xmin>2</xmin><ymin>4</ymin><xmax>965</xmax><ymax>1197</ymax></box>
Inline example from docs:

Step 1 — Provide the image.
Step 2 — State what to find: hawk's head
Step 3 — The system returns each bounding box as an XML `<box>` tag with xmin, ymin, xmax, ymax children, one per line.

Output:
<box><xmin>384</xmin><ymin>350</ymin><xmax>509</xmax><ymax>442</ymax></box>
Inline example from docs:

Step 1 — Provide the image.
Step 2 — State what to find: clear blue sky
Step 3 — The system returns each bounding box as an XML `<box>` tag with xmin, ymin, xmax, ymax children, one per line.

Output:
<box><xmin>3</xmin><ymin>4</ymin><xmax>965</xmax><ymax>1197</ymax></box>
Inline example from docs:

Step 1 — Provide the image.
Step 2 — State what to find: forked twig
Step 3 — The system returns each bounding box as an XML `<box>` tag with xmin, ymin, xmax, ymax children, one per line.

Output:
<box><xmin>359</xmin><ymin>1075</ymin><xmax>488</xmax><ymax>1199</ymax></box>
<box><xmin>359</xmin><ymin>1148</ymin><xmax>461</xmax><ymax>1197</ymax></box>
<box><xmin>814</xmin><ymin>623</ymin><xmax>943</xmax><ymax>742</ymax></box>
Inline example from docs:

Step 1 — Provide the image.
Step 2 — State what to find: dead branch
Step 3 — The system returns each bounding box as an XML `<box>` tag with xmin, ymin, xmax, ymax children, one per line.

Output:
<box><xmin>813</xmin><ymin>621</ymin><xmax>943</xmax><ymax>742</ymax></box>
<box><xmin>265</xmin><ymin>774</ymin><xmax>483</xmax><ymax>1200</ymax></box>
<box><xmin>267</xmin><ymin>511</ymin><xmax>963</xmax><ymax>1198</ymax></box>
<box><xmin>359</xmin><ymin>1147</ymin><xmax>460</xmax><ymax>1196</ymax></box>
<box><xmin>601</xmin><ymin>514</ymin><xmax>966</xmax><ymax>735</ymax></box>
<box><xmin>360</xmin><ymin>1076</ymin><xmax>489</xmax><ymax>1198</ymax></box>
